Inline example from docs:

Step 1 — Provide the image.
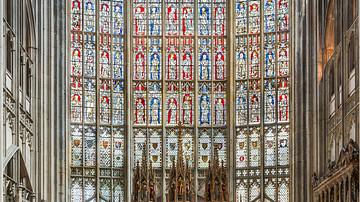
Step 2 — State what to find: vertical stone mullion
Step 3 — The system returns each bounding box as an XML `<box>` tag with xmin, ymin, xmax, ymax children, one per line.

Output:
<box><xmin>126</xmin><ymin>0</ymin><xmax>133</xmax><ymax>200</ymax></box>
<box><xmin>227</xmin><ymin>0</ymin><xmax>235</xmax><ymax>200</ymax></box>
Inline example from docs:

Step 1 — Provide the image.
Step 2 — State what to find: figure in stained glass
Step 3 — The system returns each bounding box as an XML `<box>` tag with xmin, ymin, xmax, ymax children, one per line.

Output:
<box><xmin>182</xmin><ymin>54</ymin><xmax>192</xmax><ymax>80</ymax></box>
<box><xmin>149</xmin><ymin>5</ymin><xmax>161</xmax><ymax>35</ymax></box>
<box><xmin>100</xmin><ymin>3</ymin><xmax>110</xmax><ymax>33</ymax></box>
<box><xmin>182</xmin><ymin>5</ymin><xmax>194</xmax><ymax>35</ymax></box>
<box><xmin>250</xmin><ymin>50</ymin><xmax>259</xmax><ymax>78</ymax></box>
<box><xmin>135</xmin><ymin>98</ymin><xmax>146</xmax><ymax>124</ymax></box>
<box><xmin>85</xmin><ymin>43</ymin><xmax>96</xmax><ymax>77</ymax></box>
<box><xmin>265</xmin><ymin>51</ymin><xmax>275</xmax><ymax>77</ymax></box>
<box><xmin>264</xmin><ymin>0</ymin><xmax>275</xmax><ymax>32</ymax></box>
<box><xmin>237</xmin><ymin>51</ymin><xmax>246</xmax><ymax>79</ymax></box>
<box><xmin>279</xmin><ymin>80</ymin><xmax>289</xmax><ymax>122</ymax></box>
<box><xmin>113</xmin><ymin>50</ymin><xmax>123</xmax><ymax>79</ymax></box>
<box><xmin>249</xmin><ymin>2</ymin><xmax>260</xmax><ymax>33</ymax></box>
<box><xmin>72</xmin><ymin>48</ymin><xmax>82</xmax><ymax>76</ymax></box>
<box><xmin>166</xmin><ymin>39</ymin><xmax>179</xmax><ymax>80</ymax></box>
<box><xmin>278</xmin><ymin>0</ymin><xmax>289</xmax><ymax>31</ymax></box>
<box><xmin>200</xmin><ymin>53</ymin><xmax>210</xmax><ymax>80</ymax></box>
<box><xmin>85</xmin><ymin>1</ymin><xmax>95</xmax><ymax>32</ymax></box>
<box><xmin>167</xmin><ymin>98</ymin><xmax>178</xmax><ymax>124</ymax></box>
<box><xmin>215</xmin><ymin>98</ymin><xmax>225</xmax><ymax>125</ymax></box>
<box><xmin>199</xmin><ymin>6</ymin><xmax>210</xmax><ymax>35</ymax></box>
<box><xmin>134</xmin><ymin>6</ymin><xmax>146</xmax><ymax>35</ymax></box>
<box><xmin>113</xmin><ymin>2</ymin><xmax>124</xmax><ymax>35</ymax></box>
<box><xmin>167</xmin><ymin>4</ymin><xmax>178</xmax><ymax>35</ymax></box>
<box><xmin>150</xmin><ymin>98</ymin><xmax>161</xmax><ymax>124</ymax></box>
<box><xmin>199</xmin><ymin>94</ymin><xmax>210</xmax><ymax>125</ymax></box>
<box><xmin>101</xmin><ymin>95</ymin><xmax>110</xmax><ymax>122</ymax></box>
<box><xmin>72</xmin><ymin>0</ymin><xmax>81</xmax><ymax>30</ymax></box>
<box><xmin>215</xmin><ymin>53</ymin><xmax>225</xmax><ymax>80</ymax></box>
<box><xmin>150</xmin><ymin>53</ymin><xmax>161</xmax><ymax>80</ymax></box>
<box><xmin>236</xmin><ymin>2</ymin><xmax>247</xmax><ymax>34</ymax></box>
<box><xmin>100</xmin><ymin>49</ymin><xmax>110</xmax><ymax>78</ymax></box>
<box><xmin>182</xmin><ymin>94</ymin><xmax>193</xmax><ymax>125</ymax></box>
<box><xmin>135</xmin><ymin>53</ymin><xmax>146</xmax><ymax>79</ymax></box>
<box><xmin>214</xmin><ymin>5</ymin><xmax>225</xmax><ymax>35</ymax></box>
<box><xmin>278</xmin><ymin>42</ymin><xmax>289</xmax><ymax>76</ymax></box>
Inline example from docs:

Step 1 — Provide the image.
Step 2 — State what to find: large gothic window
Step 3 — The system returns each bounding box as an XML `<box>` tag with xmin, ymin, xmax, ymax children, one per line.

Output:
<box><xmin>70</xmin><ymin>0</ymin><xmax>126</xmax><ymax>201</ymax></box>
<box><xmin>69</xmin><ymin>0</ymin><xmax>290</xmax><ymax>201</ymax></box>
<box><xmin>235</xmin><ymin>0</ymin><xmax>290</xmax><ymax>201</ymax></box>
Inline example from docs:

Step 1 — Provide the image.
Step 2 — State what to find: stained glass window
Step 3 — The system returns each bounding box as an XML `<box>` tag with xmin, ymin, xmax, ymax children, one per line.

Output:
<box><xmin>235</xmin><ymin>0</ymin><xmax>290</xmax><ymax>201</ymax></box>
<box><xmin>70</xmin><ymin>0</ymin><xmax>125</xmax><ymax>201</ymax></box>
<box><xmin>132</xmin><ymin>0</ymin><xmax>227</xmax><ymax>178</ymax></box>
<box><xmin>69</xmin><ymin>0</ymin><xmax>290</xmax><ymax>200</ymax></box>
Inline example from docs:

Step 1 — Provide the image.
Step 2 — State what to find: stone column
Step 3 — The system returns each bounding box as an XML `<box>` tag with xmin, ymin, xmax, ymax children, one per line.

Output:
<box><xmin>0</xmin><ymin>0</ymin><xmax>4</xmax><ymax>200</ymax></box>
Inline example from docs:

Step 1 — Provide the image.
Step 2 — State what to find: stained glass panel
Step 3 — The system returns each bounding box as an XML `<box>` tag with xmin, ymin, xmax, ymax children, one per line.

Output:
<box><xmin>113</xmin><ymin>1</ymin><xmax>124</xmax><ymax>35</ymax></box>
<box><xmin>235</xmin><ymin>0</ymin><xmax>290</xmax><ymax>199</ymax></box>
<box><xmin>249</xmin><ymin>0</ymin><xmax>260</xmax><ymax>33</ymax></box>
<box><xmin>84</xmin><ymin>178</ymin><xmax>96</xmax><ymax>201</ymax></box>
<box><xmin>249</xmin><ymin>35</ymin><xmax>260</xmax><ymax>79</ymax></box>
<box><xmin>166</xmin><ymin>82</ymin><xmax>179</xmax><ymax>126</ymax></box>
<box><xmin>264</xmin><ymin>79</ymin><xmax>276</xmax><ymax>123</ymax></box>
<box><xmin>148</xmin><ymin>129</ymin><xmax>162</xmax><ymax>167</ymax></box>
<box><xmin>278</xmin><ymin>78</ymin><xmax>289</xmax><ymax>122</ymax></box>
<box><xmin>236</xmin><ymin>128</ymin><xmax>247</xmax><ymax>168</ymax></box>
<box><xmin>236</xmin><ymin>37</ymin><xmax>247</xmax><ymax>79</ymax></box>
<box><xmin>236</xmin><ymin>81</ymin><xmax>247</xmax><ymax>125</ymax></box>
<box><xmin>181</xmin><ymin>1</ymin><xmax>194</xmax><ymax>36</ymax></box>
<box><xmin>265</xmin><ymin>178</ymin><xmax>276</xmax><ymax>200</ymax></box>
<box><xmin>198</xmin><ymin>0</ymin><xmax>211</xmax><ymax>36</ymax></box>
<box><xmin>99</xmin><ymin>127</ymin><xmax>111</xmax><ymax>167</ymax></box>
<box><xmin>134</xmin><ymin>82</ymin><xmax>147</xmax><ymax>125</ymax></box>
<box><xmin>149</xmin><ymin>39</ymin><xmax>162</xmax><ymax>80</ymax></box>
<box><xmin>249</xmin><ymin>128</ymin><xmax>260</xmax><ymax>167</ymax></box>
<box><xmin>198</xmin><ymin>129</ymin><xmax>212</xmax><ymax>168</ymax></box>
<box><xmin>249</xmin><ymin>179</ymin><xmax>261</xmax><ymax>201</ymax></box>
<box><xmin>278</xmin><ymin>33</ymin><xmax>289</xmax><ymax>76</ymax></box>
<box><xmin>71</xmin><ymin>0</ymin><xmax>82</xmax><ymax>31</ymax></box>
<box><xmin>198</xmin><ymin>39</ymin><xmax>211</xmax><ymax>80</ymax></box>
<box><xmin>134</xmin><ymin>0</ymin><xmax>146</xmax><ymax>35</ymax></box>
<box><xmin>70</xmin><ymin>1</ymin><xmax>125</xmax><ymax>201</ymax></box>
<box><xmin>264</xmin><ymin>127</ymin><xmax>276</xmax><ymax>166</ymax></box>
<box><xmin>166</xmin><ymin>38</ymin><xmax>179</xmax><ymax>80</ymax></box>
<box><xmin>134</xmin><ymin>128</ymin><xmax>147</xmax><ymax>164</ymax></box>
<box><xmin>214</xmin><ymin>39</ymin><xmax>226</xmax><ymax>80</ymax></box>
<box><xmin>181</xmin><ymin>39</ymin><xmax>194</xmax><ymax>80</ymax></box>
<box><xmin>278</xmin><ymin>178</ymin><xmax>290</xmax><ymax>201</ymax></box>
<box><xmin>236</xmin><ymin>179</ymin><xmax>248</xmax><ymax>202</ymax></box>
<box><xmin>166</xmin><ymin>1</ymin><xmax>179</xmax><ymax>35</ymax></box>
<box><xmin>166</xmin><ymin>128</ymin><xmax>179</xmax><ymax>167</ymax></box>
<box><xmin>149</xmin><ymin>82</ymin><xmax>162</xmax><ymax>125</ymax></box>
<box><xmin>71</xmin><ymin>125</ymin><xmax>83</xmax><ymax>166</ymax></box>
<box><xmin>100</xmin><ymin>0</ymin><xmax>111</xmax><ymax>33</ymax></box>
<box><xmin>84</xmin><ymin>0</ymin><xmax>96</xmax><ymax>32</ymax></box>
<box><xmin>113</xmin><ymin>128</ymin><xmax>124</xmax><ymax>167</ymax></box>
<box><xmin>278</xmin><ymin>0</ymin><xmax>289</xmax><ymax>31</ymax></box>
<box><xmin>278</xmin><ymin>126</ymin><xmax>289</xmax><ymax>165</ymax></box>
<box><xmin>264</xmin><ymin>34</ymin><xmax>275</xmax><ymax>77</ymax></box>
<box><xmin>214</xmin><ymin>129</ymin><xmax>226</xmax><ymax>165</ymax></box>
<box><xmin>249</xmin><ymin>80</ymin><xmax>260</xmax><ymax>124</ymax></box>
<box><xmin>181</xmin><ymin>82</ymin><xmax>194</xmax><ymax>125</ymax></box>
<box><xmin>199</xmin><ymin>82</ymin><xmax>211</xmax><ymax>126</ymax></box>
<box><xmin>264</xmin><ymin>0</ymin><xmax>275</xmax><ymax>32</ymax></box>
<box><xmin>214</xmin><ymin>83</ymin><xmax>226</xmax><ymax>126</ymax></box>
<box><xmin>71</xmin><ymin>178</ymin><xmax>83</xmax><ymax>201</ymax></box>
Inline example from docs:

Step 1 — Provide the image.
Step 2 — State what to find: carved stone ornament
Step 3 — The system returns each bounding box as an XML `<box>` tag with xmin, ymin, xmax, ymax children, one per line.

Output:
<box><xmin>313</xmin><ymin>139</ymin><xmax>359</xmax><ymax>201</ymax></box>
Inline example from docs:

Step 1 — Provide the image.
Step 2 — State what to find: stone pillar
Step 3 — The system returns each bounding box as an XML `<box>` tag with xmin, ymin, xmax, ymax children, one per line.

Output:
<box><xmin>0</xmin><ymin>0</ymin><xmax>4</xmax><ymax>200</ymax></box>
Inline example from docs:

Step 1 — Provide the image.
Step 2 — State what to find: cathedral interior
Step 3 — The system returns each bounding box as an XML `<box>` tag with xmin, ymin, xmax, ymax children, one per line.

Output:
<box><xmin>0</xmin><ymin>0</ymin><xmax>359</xmax><ymax>201</ymax></box>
